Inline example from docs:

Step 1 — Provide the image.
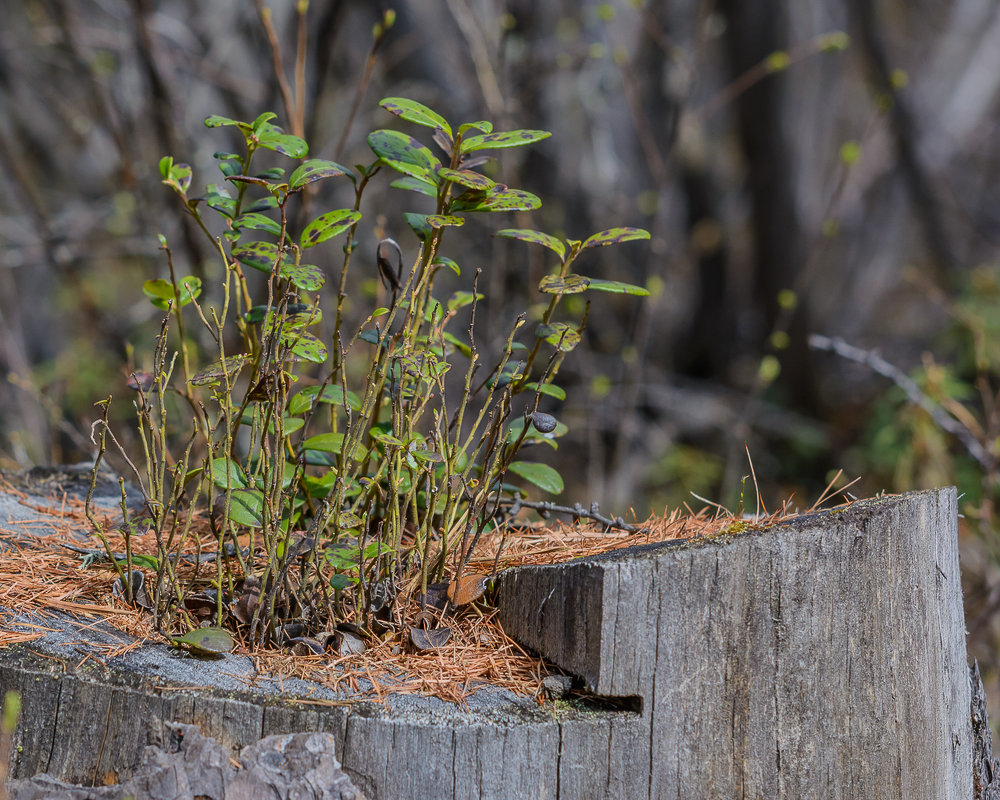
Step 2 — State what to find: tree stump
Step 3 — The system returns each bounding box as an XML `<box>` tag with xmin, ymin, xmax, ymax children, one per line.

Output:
<box><xmin>0</xmin><ymin>484</ymin><xmax>983</xmax><ymax>798</ymax></box>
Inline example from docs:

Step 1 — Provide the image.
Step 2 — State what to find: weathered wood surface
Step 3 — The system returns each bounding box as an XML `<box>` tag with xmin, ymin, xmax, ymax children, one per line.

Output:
<box><xmin>0</xmin><ymin>484</ymin><xmax>978</xmax><ymax>799</ymax></box>
<box><xmin>498</xmin><ymin>486</ymin><xmax>972</xmax><ymax>798</ymax></box>
<box><xmin>8</xmin><ymin>723</ymin><xmax>365</xmax><ymax>800</ymax></box>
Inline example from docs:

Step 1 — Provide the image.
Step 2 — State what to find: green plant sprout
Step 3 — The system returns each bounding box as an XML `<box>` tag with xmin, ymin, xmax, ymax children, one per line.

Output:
<box><xmin>86</xmin><ymin>96</ymin><xmax>649</xmax><ymax>650</ymax></box>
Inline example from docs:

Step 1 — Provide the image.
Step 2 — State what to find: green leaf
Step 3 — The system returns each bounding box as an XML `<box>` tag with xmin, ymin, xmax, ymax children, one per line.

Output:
<box><xmin>303</xmin><ymin>469</ymin><xmax>338</xmax><ymax>499</ymax></box>
<box><xmin>523</xmin><ymin>381</ymin><xmax>567</xmax><ymax>400</ymax></box>
<box><xmin>204</xmin><ymin>185</ymin><xmax>236</xmax><ymax>218</ymax></box>
<box><xmin>243</xmin><ymin>303</ymin><xmax>312</xmax><ymax>325</ymax></box>
<box><xmin>159</xmin><ymin>158</ymin><xmax>193</xmax><ymax>195</ymax></box>
<box><xmin>495</xmin><ymin>229</ymin><xmax>566</xmax><ymax>261</ymax></box>
<box><xmin>301</xmin><ymin>209</ymin><xmax>362</xmax><ymax>249</ymax></box>
<box><xmin>214</xmin><ymin>151</ymin><xmax>242</xmax><ymax>178</ymax></box>
<box><xmin>442</xmin><ymin>331</ymin><xmax>472</xmax><ymax>358</ymax></box>
<box><xmin>170</xmin><ymin>627</ymin><xmax>235</xmax><ymax>658</ymax></box>
<box><xmin>256</xmin><ymin>123</ymin><xmax>308</xmax><ymax>158</ymax></box>
<box><xmin>451</xmin><ymin>187</ymin><xmax>541</xmax><ymax>213</ymax></box>
<box><xmin>404</xmin><ymin>212</ymin><xmax>434</xmax><ymax>242</ymax></box>
<box><xmin>367</xmin><ymin>129</ymin><xmax>441</xmax><ymax>183</ymax></box>
<box><xmin>290</xmin><ymin>384</ymin><xmax>362</xmax><ymax>413</ymax></box>
<box><xmin>538</xmin><ymin>274</ymin><xmax>590</xmax><ymax>294</ymax></box>
<box><xmin>458</xmin><ymin>120</ymin><xmax>493</xmax><ymax>136</ymax></box>
<box><xmin>390</xmin><ymin>176</ymin><xmax>438</xmax><ymax>197</ymax></box>
<box><xmin>250</xmin><ymin>112</ymin><xmax>278</xmax><ymax>133</ymax></box>
<box><xmin>581</xmin><ymin>227</ymin><xmax>650</xmax><ymax>249</ymax></box>
<box><xmin>425</xmin><ymin>214</ymin><xmax>464</xmax><ymax>229</ymax></box>
<box><xmin>329</xmin><ymin>573</ymin><xmax>355</xmax><ymax>590</ymax></box>
<box><xmin>288</xmin><ymin>159</ymin><xmax>351</xmax><ymax>189</ymax></box>
<box><xmin>460</xmin><ymin>129</ymin><xmax>551</xmax><ymax>153</ymax></box>
<box><xmin>210</xmin><ymin>457</ymin><xmax>247</xmax><ymax>489</ymax></box>
<box><xmin>112</xmin><ymin>553</ymin><xmax>160</xmax><ymax>571</ymax></box>
<box><xmin>371</xmin><ymin>429</ymin><xmax>404</xmax><ymax>447</ymax></box>
<box><xmin>255</xmin><ymin>166</ymin><xmax>285</xmax><ymax>180</ymax></box>
<box><xmin>586</xmin><ymin>279</ymin><xmax>650</xmax><ymax>296</ymax></box>
<box><xmin>280</xmin><ymin>263</ymin><xmax>326</xmax><ymax>292</ymax></box>
<box><xmin>447</xmin><ymin>291</ymin><xmax>483</xmax><ymax>312</ymax></box>
<box><xmin>142</xmin><ymin>276</ymin><xmax>202</xmax><ymax>310</ymax></box>
<box><xmin>228</xmin><ymin>488</ymin><xmax>265</xmax><ymax>527</ymax></box>
<box><xmin>204</xmin><ymin>114</ymin><xmax>244</xmax><ymax>129</ymax></box>
<box><xmin>233</xmin><ymin>212</ymin><xmax>282</xmax><ymax>237</ymax></box>
<box><xmin>537</xmin><ymin>323</ymin><xmax>581</xmax><ymax>352</ymax></box>
<box><xmin>282</xmin><ymin>330</ymin><xmax>327</xmax><ymax>363</ymax></box>
<box><xmin>303</xmin><ymin>432</ymin><xmax>367</xmax><ymax>461</ymax></box>
<box><xmin>507</xmin><ymin>461</ymin><xmax>564</xmax><ymax>493</ymax></box>
<box><xmin>379</xmin><ymin>97</ymin><xmax>452</xmax><ymax>138</ymax></box>
<box><xmin>436</xmin><ymin>168</ymin><xmax>495</xmax><ymax>190</ymax></box>
<box><xmin>433</xmin><ymin>256</ymin><xmax>461</xmax><ymax>276</ymax></box>
<box><xmin>247</xmin><ymin>196</ymin><xmax>279</xmax><ymax>213</ymax></box>
<box><xmin>233</xmin><ymin>241</ymin><xmax>285</xmax><ymax>273</ymax></box>
<box><xmin>190</xmin><ymin>354</ymin><xmax>250</xmax><ymax>386</ymax></box>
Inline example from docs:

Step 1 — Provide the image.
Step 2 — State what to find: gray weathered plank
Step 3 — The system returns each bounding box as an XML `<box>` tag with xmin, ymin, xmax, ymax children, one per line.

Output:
<box><xmin>0</xmin><ymin>487</ymin><xmax>975</xmax><ymax>798</ymax></box>
<box><xmin>497</xmin><ymin>487</ymin><xmax>971</xmax><ymax>799</ymax></box>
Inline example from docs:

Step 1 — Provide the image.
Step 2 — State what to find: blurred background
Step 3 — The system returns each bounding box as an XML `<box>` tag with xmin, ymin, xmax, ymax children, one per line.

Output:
<box><xmin>2</xmin><ymin>0</ymin><xmax>1000</xmax><ymax>708</ymax></box>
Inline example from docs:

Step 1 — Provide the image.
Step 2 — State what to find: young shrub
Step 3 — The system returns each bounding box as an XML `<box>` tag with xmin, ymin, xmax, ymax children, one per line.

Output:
<box><xmin>87</xmin><ymin>97</ymin><xmax>649</xmax><ymax>650</ymax></box>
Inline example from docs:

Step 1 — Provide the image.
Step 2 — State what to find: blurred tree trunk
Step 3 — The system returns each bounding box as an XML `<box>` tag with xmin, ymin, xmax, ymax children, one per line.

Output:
<box><xmin>719</xmin><ymin>0</ymin><xmax>818</xmax><ymax>412</ymax></box>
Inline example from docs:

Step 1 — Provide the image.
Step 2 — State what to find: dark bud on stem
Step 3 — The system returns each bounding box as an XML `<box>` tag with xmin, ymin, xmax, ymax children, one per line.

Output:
<box><xmin>376</xmin><ymin>238</ymin><xmax>403</xmax><ymax>292</ymax></box>
<box><xmin>529</xmin><ymin>411</ymin><xmax>557</xmax><ymax>433</ymax></box>
<box><xmin>126</xmin><ymin>371</ymin><xmax>156</xmax><ymax>393</ymax></box>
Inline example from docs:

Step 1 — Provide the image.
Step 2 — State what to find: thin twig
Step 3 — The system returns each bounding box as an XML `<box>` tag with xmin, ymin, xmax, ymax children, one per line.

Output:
<box><xmin>503</xmin><ymin>493</ymin><xmax>644</xmax><ymax>533</ymax></box>
<box><xmin>809</xmin><ymin>334</ymin><xmax>992</xmax><ymax>469</ymax></box>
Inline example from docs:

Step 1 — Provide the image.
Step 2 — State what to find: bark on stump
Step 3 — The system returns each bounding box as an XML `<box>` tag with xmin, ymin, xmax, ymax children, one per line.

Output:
<box><xmin>0</xmin><ymin>485</ymin><xmax>983</xmax><ymax>798</ymax></box>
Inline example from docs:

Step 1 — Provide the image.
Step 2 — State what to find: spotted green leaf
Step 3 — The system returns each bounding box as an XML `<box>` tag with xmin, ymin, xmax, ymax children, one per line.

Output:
<box><xmin>233</xmin><ymin>241</ymin><xmax>284</xmax><ymax>273</ymax></box>
<box><xmin>391</xmin><ymin>176</ymin><xmax>437</xmax><ymax>197</ymax></box>
<box><xmin>256</xmin><ymin>123</ymin><xmax>308</xmax><ymax>158</ymax></box>
<box><xmin>280</xmin><ymin>263</ymin><xmax>325</xmax><ymax>292</ymax></box>
<box><xmin>460</xmin><ymin>129</ymin><xmax>551</xmax><ymax>153</ymax></box>
<box><xmin>233</xmin><ymin>212</ymin><xmax>282</xmax><ymax>237</ymax></box>
<box><xmin>379</xmin><ymin>97</ymin><xmax>452</xmax><ymax>138</ymax></box>
<box><xmin>437</xmin><ymin>168</ymin><xmax>495</xmax><ymax>191</ymax></box>
<box><xmin>495</xmin><ymin>229</ymin><xmax>566</xmax><ymax>261</ymax></box>
<box><xmin>204</xmin><ymin>184</ymin><xmax>235</xmax><ymax>218</ymax></box>
<box><xmin>190</xmin><ymin>354</ymin><xmax>250</xmax><ymax>386</ymax></box>
<box><xmin>451</xmin><ymin>188</ymin><xmax>541</xmax><ymax>213</ymax></box>
<box><xmin>538</xmin><ymin>274</ymin><xmax>590</xmax><ymax>294</ymax></box>
<box><xmin>537</xmin><ymin>323</ymin><xmax>581</xmax><ymax>352</ymax></box>
<box><xmin>457</xmin><ymin>120</ymin><xmax>493</xmax><ymax>136</ymax></box>
<box><xmin>159</xmin><ymin>157</ymin><xmax>193</xmax><ymax>195</ymax></box>
<box><xmin>204</xmin><ymin>114</ymin><xmax>244</xmax><ymax>129</ymax></box>
<box><xmin>300</xmin><ymin>209</ymin><xmax>361</xmax><ymax>249</ymax></box>
<box><xmin>582</xmin><ymin>227</ymin><xmax>651</xmax><ymax>249</ymax></box>
<box><xmin>288</xmin><ymin>159</ymin><xmax>351</xmax><ymax>189</ymax></box>
<box><xmin>426</xmin><ymin>214</ymin><xmax>464</xmax><ymax>229</ymax></box>
<box><xmin>371</xmin><ymin>429</ymin><xmax>404</xmax><ymax>447</ymax></box>
<box><xmin>367</xmin><ymin>129</ymin><xmax>441</xmax><ymax>183</ymax></box>
<box><xmin>170</xmin><ymin>627</ymin><xmax>235</xmax><ymax>658</ymax></box>
<box><xmin>282</xmin><ymin>330</ymin><xmax>327</xmax><ymax>363</ymax></box>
